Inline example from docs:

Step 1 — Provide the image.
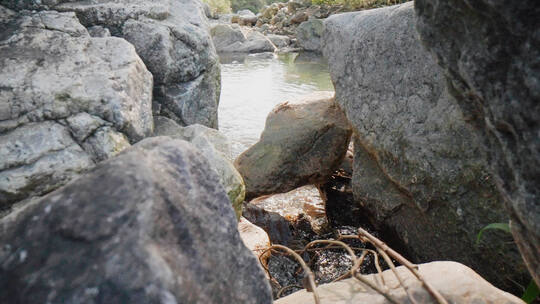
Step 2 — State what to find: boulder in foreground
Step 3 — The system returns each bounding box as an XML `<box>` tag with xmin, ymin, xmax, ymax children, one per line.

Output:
<box><xmin>153</xmin><ymin>116</ymin><xmax>245</xmax><ymax>218</ymax></box>
<box><xmin>0</xmin><ymin>137</ymin><xmax>272</xmax><ymax>304</ymax></box>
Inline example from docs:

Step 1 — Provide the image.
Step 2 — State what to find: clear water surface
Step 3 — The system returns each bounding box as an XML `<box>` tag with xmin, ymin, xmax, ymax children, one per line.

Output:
<box><xmin>218</xmin><ymin>52</ymin><xmax>334</xmax><ymax>157</ymax></box>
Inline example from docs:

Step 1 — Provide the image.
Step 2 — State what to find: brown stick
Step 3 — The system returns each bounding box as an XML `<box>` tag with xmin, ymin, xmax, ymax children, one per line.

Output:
<box><xmin>264</xmin><ymin>244</ymin><xmax>320</xmax><ymax>304</ymax></box>
<box><xmin>352</xmin><ymin>272</ymin><xmax>401</xmax><ymax>304</ymax></box>
<box><xmin>377</xmin><ymin>248</ymin><xmax>419</xmax><ymax>304</ymax></box>
<box><xmin>358</xmin><ymin>228</ymin><xmax>449</xmax><ymax>304</ymax></box>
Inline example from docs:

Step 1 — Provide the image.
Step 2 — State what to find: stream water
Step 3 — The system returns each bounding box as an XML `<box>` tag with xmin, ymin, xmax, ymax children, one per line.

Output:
<box><xmin>218</xmin><ymin>52</ymin><xmax>334</xmax><ymax>157</ymax></box>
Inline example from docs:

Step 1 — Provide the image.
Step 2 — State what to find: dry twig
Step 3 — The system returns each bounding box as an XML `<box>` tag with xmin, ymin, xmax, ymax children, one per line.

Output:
<box><xmin>358</xmin><ymin>228</ymin><xmax>449</xmax><ymax>304</ymax></box>
<box><xmin>256</xmin><ymin>228</ymin><xmax>448</xmax><ymax>304</ymax></box>
<box><xmin>260</xmin><ymin>245</ymin><xmax>320</xmax><ymax>304</ymax></box>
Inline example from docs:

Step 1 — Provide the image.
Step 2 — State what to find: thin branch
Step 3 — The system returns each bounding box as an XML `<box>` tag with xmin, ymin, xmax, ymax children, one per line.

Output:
<box><xmin>358</xmin><ymin>228</ymin><xmax>448</xmax><ymax>304</ymax></box>
<box><xmin>264</xmin><ymin>244</ymin><xmax>320</xmax><ymax>304</ymax></box>
<box><xmin>352</xmin><ymin>272</ymin><xmax>401</xmax><ymax>304</ymax></box>
<box><xmin>377</xmin><ymin>248</ymin><xmax>419</xmax><ymax>304</ymax></box>
<box><xmin>370</xmin><ymin>249</ymin><xmax>387</xmax><ymax>289</ymax></box>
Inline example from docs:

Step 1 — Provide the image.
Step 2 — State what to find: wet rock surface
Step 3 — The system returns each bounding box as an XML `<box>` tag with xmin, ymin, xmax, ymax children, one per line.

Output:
<box><xmin>0</xmin><ymin>137</ymin><xmax>273</xmax><ymax>304</ymax></box>
<box><xmin>415</xmin><ymin>0</ymin><xmax>540</xmax><ymax>285</ymax></box>
<box><xmin>0</xmin><ymin>9</ymin><xmax>152</xmax><ymax>209</ymax></box>
<box><xmin>235</xmin><ymin>91</ymin><xmax>351</xmax><ymax>200</ymax></box>
<box><xmin>323</xmin><ymin>2</ymin><xmax>528</xmax><ymax>291</ymax></box>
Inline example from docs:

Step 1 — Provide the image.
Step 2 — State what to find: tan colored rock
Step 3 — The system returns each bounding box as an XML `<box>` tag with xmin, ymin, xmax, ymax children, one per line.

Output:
<box><xmin>262</xmin><ymin>5</ymin><xmax>279</xmax><ymax>19</ymax></box>
<box><xmin>275</xmin><ymin>261</ymin><xmax>524</xmax><ymax>304</ymax></box>
<box><xmin>287</xmin><ymin>0</ymin><xmax>303</xmax><ymax>14</ymax></box>
<box><xmin>235</xmin><ymin>91</ymin><xmax>351</xmax><ymax>200</ymax></box>
<box><xmin>238</xmin><ymin>216</ymin><xmax>271</xmax><ymax>265</ymax></box>
<box><xmin>0</xmin><ymin>137</ymin><xmax>273</xmax><ymax>304</ymax></box>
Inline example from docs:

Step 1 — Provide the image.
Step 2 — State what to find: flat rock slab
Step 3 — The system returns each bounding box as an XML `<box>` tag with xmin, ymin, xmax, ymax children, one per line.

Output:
<box><xmin>0</xmin><ymin>137</ymin><xmax>272</xmax><ymax>304</ymax></box>
<box><xmin>275</xmin><ymin>261</ymin><xmax>524</xmax><ymax>304</ymax></box>
<box><xmin>235</xmin><ymin>91</ymin><xmax>351</xmax><ymax>200</ymax></box>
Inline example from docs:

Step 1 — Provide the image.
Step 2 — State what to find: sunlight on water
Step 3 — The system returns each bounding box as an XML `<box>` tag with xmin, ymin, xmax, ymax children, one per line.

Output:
<box><xmin>218</xmin><ymin>52</ymin><xmax>334</xmax><ymax>157</ymax></box>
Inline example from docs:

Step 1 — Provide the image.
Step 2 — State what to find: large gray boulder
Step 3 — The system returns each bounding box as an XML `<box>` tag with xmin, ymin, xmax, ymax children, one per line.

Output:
<box><xmin>211</xmin><ymin>23</ymin><xmax>276</xmax><ymax>53</ymax></box>
<box><xmin>153</xmin><ymin>116</ymin><xmax>246</xmax><ymax>218</ymax></box>
<box><xmin>1</xmin><ymin>0</ymin><xmax>221</xmax><ymax>129</ymax></box>
<box><xmin>0</xmin><ymin>9</ymin><xmax>152</xmax><ymax>208</ymax></box>
<box><xmin>323</xmin><ymin>2</ymin><xmax>527</xmax><ymax>290</ymax></box>
<box><xmin>0</xmin><ymin>137</ymin><xmax>273</xmax><ymax>303</ymax></box>
<box><xmin>415</xmin><ymin>0</ymin><xmax>540</xmax><ymax>285</ymax></box>
<box><xmin>235</xmin><ymin>92</ymin><xmax>351</xmax><ymax>200</ymax></box>
<box><xmin>276</xmin><ymin>261</ymin><xmax>523</xmax><ymax>304</ymax></box>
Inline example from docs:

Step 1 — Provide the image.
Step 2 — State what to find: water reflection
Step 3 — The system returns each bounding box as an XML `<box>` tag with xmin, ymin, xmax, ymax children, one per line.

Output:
<box><xmin>218</xmin><ymin>52</ymin><xmax>334</xmax><ymax>157</ymax></box>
